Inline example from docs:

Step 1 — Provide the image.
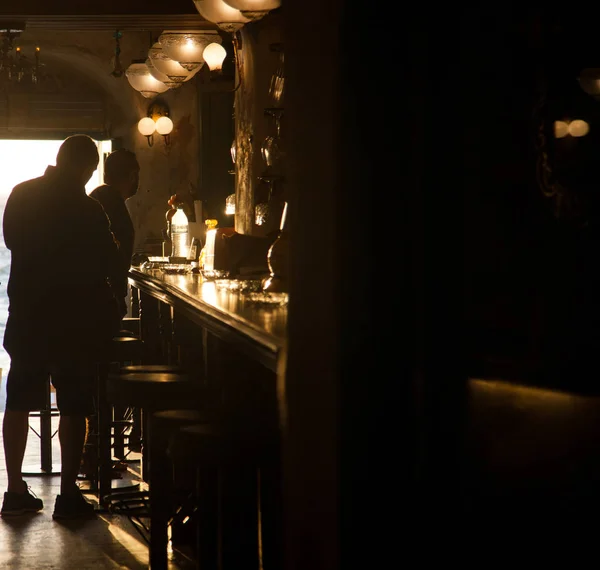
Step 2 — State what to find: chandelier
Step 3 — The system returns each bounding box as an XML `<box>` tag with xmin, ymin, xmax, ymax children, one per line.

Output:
<box><xmin>0</xmin><ymin>25</ymin><xmax>41</xmax><ymax>87</ymax></box>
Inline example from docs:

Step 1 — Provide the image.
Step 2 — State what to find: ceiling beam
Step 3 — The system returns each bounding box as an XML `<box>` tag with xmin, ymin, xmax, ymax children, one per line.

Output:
<box><xmin>0</xmin><ymin>15</ymin><xmax>213</xmax><ymax>32</ymax></box>
<box><xmin>0</xmin><ymin>0</ymin><xmax>200</xmax><ymax>16</ymax></box>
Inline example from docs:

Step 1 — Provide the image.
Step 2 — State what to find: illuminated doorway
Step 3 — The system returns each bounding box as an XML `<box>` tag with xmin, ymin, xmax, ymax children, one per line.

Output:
<box><xmin>0</xmin><ymin>138</ymin><xmax>112</xmax><ymax>395</ymax></box>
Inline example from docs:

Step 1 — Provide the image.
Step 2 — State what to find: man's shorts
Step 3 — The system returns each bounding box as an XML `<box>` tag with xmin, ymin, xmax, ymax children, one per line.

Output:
<box><xmin>5</xmin><ymin>357</ymin><xmax>97</xmax><ymax>416</ymax></box>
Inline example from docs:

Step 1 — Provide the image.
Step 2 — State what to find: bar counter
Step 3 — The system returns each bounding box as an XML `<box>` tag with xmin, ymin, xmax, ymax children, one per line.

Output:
<box><xmin>128</xmin><ymin>266</ymin><xmax>287</xmax><ymax>372</ymax></box>
<box><xmin>127</xmin><ymin>266</ymin><xmax>285</xmax><ymax>568</ymax></box>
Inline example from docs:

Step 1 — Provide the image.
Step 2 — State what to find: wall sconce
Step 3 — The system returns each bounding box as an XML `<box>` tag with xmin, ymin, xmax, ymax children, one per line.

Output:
<box><xmin>223</xmin><ymin>0</ymin><xmax>281</xmax><ymax>21</ymax></box>
<box><xmin>138</xmin><ymin>100</ymin><xmax>174</xmax><ymax>146</ymax></box>
<box><xmin>554</xmin><ymin>119</ymin><xmax>590</xmax><ymax>138</ymax></box>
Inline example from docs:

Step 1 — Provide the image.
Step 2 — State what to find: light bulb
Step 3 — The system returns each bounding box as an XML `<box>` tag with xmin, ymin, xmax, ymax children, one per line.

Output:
<box><xmin>568</xmin><ymin>119</ymin><xmax>590</xmax><ymax>137</ymax></box>
<box><xmin>138</xmin><ymin>117</ymin><xmax>156</xmax><ymax>136</ymax></box>
<box><xmin>155</xmin><ymin>116</ymin><xmax>174</xmax><ymax>135</ymax></box>
<box><xmin>203</xmin><ymin>42</ymin><xmax>227</xmax><ymax>72</ymax></box>
<box><xmin>554</xmin><ymin>120</ymin><xmax>569</xmax><ymax>138</ymax></box>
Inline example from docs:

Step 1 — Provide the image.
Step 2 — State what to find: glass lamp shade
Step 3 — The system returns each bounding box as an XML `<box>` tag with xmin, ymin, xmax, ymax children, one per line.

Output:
<box><xmin>203</xmin><ymin>42</ymin><xmax>227</xmax><ymax>71</ymax></box>
<box><xmin>125</xmin><ymin>61</ymin><xmax>169</xmax><ymax>98</ymax></box>
<box><xmin>146</xmin><ymin>56</ymin><xmax>182</xmax><ymax>89</ymax></box>
<box><xmin>183</xmin><ymin>65</ymin><xmax>202</xmax><ymax>82</ymax></box>
<box><xmin>158</xmin><ymin>30</ymin><xmax>219</xmax><ymax>72</ymax></box>
<box><xmin>138</xmin><ymin>117</ymin><xmax>157</xmax><ymax>136</ymax></box>
<box><xmin>223</xmin><ymin>0</ymin><xmax>281</xmax><ymax>20</ymax></box>
<box><xmin>148</xmin><ymin>43</ymin><xmax>190</xmax><ymax>83</ymax></box>
<box><xmin>579</xmin><ymin>68</ymin><xmax>600</xmax><ymax>96</ymax></box>
<box><xmin>193</xmin><ymin>0</ymin><xmax>250</xmax><ymax>32</ymax></box>
<box><xmin>155</xmin><ymin>116</ymin><xmax>174</xmax><ymax>135</ymax></box>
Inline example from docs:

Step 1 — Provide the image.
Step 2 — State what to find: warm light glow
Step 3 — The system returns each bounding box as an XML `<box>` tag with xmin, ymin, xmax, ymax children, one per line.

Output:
<box><xmin>223</xmin><ymin>0</ymin><xmax>281</xmax><ymax>20</ymax></box>
<box><xmin>125</xmin><ymin>61</ymin><xmax>169</xmax><ymax>98</ymax></box>
<box><xmin>148</xmin><ymin>42</ymin><xmax>191</xmax><ymax>83</ymax></box>
<box><xmin>568</xmin><ymin>119</ymin><xmax>590</xmax><ymax>137</ymax></box>
<box><xmin>137</xmin><ymin>117</ymin><xmax>156</xmax><ymax>136</ymax></box>
<box><xmin>106</xmin><ymin>522</ymin><xmax>149</xmax><ymax>564</ymax></box>
<box><xmin>203</xmin><ymin>42</ymin><xmax>227</xmax><ymax>72</ymax></box>
<box><xmin>554</xmin><ymin>120</ymin><xmax>569</xmax><ymax>138</ymax></box>
<box><xmin>158</xmin><ymin>30</ymin><xmax>220</xmax><ymax>72</ymax></box>
<box><xmin>193</xmin><ymin>0</ymin><xmax>250</xmax><ymax>32</ymax></box>
<box><xmin>155</xmin><ymin>116</ymin><xmax>174</xmax><ymax>135</ymax></box>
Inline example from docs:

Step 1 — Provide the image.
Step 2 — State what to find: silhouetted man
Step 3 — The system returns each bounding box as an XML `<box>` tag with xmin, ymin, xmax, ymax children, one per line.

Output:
<box><xmin>1</xmin><ymin>135</ymin><xmax>123</xmax><ymax>519</ymax></box>
<box><xmin>90</xmin><ymin>149</ymin><xmax>139</xmax><ymax>315</ymax></box>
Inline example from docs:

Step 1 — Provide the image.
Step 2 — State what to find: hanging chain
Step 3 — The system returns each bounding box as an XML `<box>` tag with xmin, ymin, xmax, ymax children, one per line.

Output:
<box><xmin>110</xmin><ymin>30</ymin><xmax>124</xmax><ymax>78</ymax></box>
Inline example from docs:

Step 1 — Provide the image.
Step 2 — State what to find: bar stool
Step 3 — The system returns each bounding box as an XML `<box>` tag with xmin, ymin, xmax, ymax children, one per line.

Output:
<box><xmin>167</xmin><ymin>422</ymin><xmax>282</xmax><ymax>570</ymax></box>
<box><xmin>99</xmin><ymin>370</ymin><xmax>199</xmax><ymax>508</ymax></box>
<box><xmin>122</xmin><ymin>408</ymin><xmax>209</xmax><ymax>557</ymax></box>
<box><xmin>117</xmin><ymin>363</ymin><xmax>187</xmax><ymax>455</ymax></box>
<box><xmin>84</xmin><ymin>334</ymin><xmax>145</xmax><ymax>496</ymax></box>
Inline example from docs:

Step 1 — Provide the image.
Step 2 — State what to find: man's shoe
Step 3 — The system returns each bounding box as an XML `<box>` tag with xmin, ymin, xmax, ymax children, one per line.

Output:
<box><xmin>52</xmin><ymin>491</ymin><xmax>96</xmax><ymax>520</ymax></box>
<box><xmin>1</xmin><ymin>482</ymin><xmax>44</xmax><ymax>516</ymax></box>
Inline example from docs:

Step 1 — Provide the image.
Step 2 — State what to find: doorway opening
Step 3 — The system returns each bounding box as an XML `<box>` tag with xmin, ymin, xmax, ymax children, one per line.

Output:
<box><xmin>0</xmin><ymin>137</ymin><xmax>112</xmax><ymax>399</ymax></box>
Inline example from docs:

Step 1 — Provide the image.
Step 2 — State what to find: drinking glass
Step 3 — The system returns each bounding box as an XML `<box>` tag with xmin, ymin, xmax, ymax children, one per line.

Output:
<box><xmin>268</xmin><ymin>45</ymin><xmax>284</xmax><ymax>107</ymax></box>
<box><xmin>260</xmin><ymin>109</ymin><xmax>283</xmax><ymax>169</ymax></box>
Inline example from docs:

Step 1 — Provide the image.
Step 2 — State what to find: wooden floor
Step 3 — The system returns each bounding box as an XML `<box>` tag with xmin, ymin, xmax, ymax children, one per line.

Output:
<box><xmin>0</xmin><ymin>382</ymin><xmax>193</xmax><ymax>569</ymax></box>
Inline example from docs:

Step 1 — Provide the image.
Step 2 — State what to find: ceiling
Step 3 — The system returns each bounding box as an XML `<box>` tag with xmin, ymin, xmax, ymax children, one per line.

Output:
<box><xmin>0</xmin><ymin>1</ymin><xmax>210</xmax><ymax>31</ymax></box>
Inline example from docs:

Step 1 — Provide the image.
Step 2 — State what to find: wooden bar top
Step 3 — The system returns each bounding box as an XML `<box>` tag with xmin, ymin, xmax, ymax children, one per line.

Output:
<box><xmin>128</xmin><ymin>267</ymin><xmax>287</xmax><ymax>371</ymax></box>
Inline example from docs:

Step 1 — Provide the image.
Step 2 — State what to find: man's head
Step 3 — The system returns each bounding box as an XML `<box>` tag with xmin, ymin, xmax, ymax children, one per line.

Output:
<box><xmin>104</xmin><ymin>149</ymin><xmax>140</xmax><ymax>200</ymax></box>
<box><xmin>55</xmin><ymin>135</ymin><xmax>99</xmax><ymax>187</ymax></box>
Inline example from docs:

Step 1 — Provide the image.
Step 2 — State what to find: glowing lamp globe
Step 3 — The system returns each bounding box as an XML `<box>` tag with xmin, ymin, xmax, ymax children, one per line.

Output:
<box><xmin>155</xmin><ymin>116</ymin><xmax>174</xmax><ymax>136</ymax></box>
<box><xmin>138</xmin><ymin>117</ymin><xmax>156</xmax><ymax>136</ymax></box>
<box><xmin>203</xmin><ymin>42</ymin><xmax>227</xmax><ymax>72</ymax></box>
<box><xmin>568</xmin><ymin>119</ymin><xmax>590</xmax><ymax>137</ymax></box>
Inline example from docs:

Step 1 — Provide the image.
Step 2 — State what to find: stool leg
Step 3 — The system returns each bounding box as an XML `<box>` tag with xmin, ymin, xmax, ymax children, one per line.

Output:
<box><xmin>221</xmin><ymin>466</ymin><xmax>260</xmax><ymax>569</ymax></box>
<box><xmin>149</xmin><ymin>422</ymin><xmax>169</xmax><ymax>569</ymax></box>
<box><xmin>129</xmin><ymin>407</ymin><xmax>142</xmax><ymax>451</ymax></box>
<box><xmin>112</xmin><ymin>404</ymin><xmax>126</xmax><ymax>460</ymax></box>
<box><xmin>40</xmin><ymin>378</ymin><xmax>54</xmax><ymax>473</ymax></box>
<box><xmin>97</xmin><ymin>363</ymin><xmax>112</xmax><ymax>508</ymax></box>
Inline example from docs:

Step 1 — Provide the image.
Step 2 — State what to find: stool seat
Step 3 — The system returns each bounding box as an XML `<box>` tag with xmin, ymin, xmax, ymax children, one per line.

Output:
<box><xmin>120</xmin><ymin>364</ymin><xmax>185</xmax><ymax>374</ymax></box>
<box><xmin>173</xmin><ymin>423</ymin><xmax>273</xmax><ymax>465</ymax></box>
<box><xmin>153</xmin><ymin>409</ymin><xmax>208</xmax><ymax>425</ymax></box>
<box><xmin>120</xmin><ymin>317</ymin><xmax>141</xmax><ymax>336</ymax></box>
<box><xmin>110</xmin><ymin>336</ymin><xmax>144</xmax><ymax>363</ymax></box>
<box><xmin>107</xmin><ymin>372</ymin><xmax>196</xmax><ymax>410</ymax></box>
